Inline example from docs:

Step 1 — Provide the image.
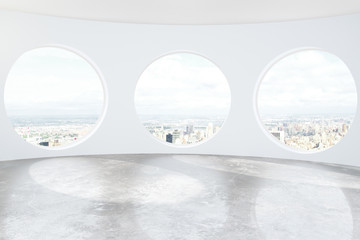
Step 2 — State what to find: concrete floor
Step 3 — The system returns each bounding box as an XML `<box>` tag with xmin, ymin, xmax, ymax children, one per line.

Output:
<box><xmin>0</xmin><ymin>154</ymin><xmax>360</xmax><ymax>240</ymax></box>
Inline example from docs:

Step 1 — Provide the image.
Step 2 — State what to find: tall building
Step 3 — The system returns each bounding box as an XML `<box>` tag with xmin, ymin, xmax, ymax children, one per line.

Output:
<box><xmin>39</xmin><ymin>142</ymin><xmax>49</xmax><ymax>147</ymax></box>
<box><xmin>172</xmin><ymin>130</ymin><xmax>180</xmax><ymax>143</ymax></box>
<box><xmin>186</xmin><ymin>124</ymin><xmax>194</xmax><ymax>134</ymax></box>
<box><xmin>270</xmin><ymin>130</ymin><xmax>285</xmax><ymax>143</ymax></box>
<box><xmin>166</xmin><ymin>133</ymin><xmax>173</xmax><ymax>143</ymax></box>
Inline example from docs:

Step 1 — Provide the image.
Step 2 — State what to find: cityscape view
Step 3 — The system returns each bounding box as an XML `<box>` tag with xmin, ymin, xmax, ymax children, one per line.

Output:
<box><xmin>4</xmin><ymin>47</ymin><xmax>104</xmax><ymax>148</ymax></box>
<box><xmin>140</xmin><ymin>115</ymin><xmax>226</xmax><ymax>145</ymax></box>
<box><xmin>5</xmin><ymin>48</ymin><xmax>356</xmax><ymax>150</ymax></box>
<box><xmin>11</xmin><ymin>116</ymin><xmax>98</xmax><ymax>147</ymax></box>
<box><xmin>262</xmin><ymin>114</ymin><xmax>353</xmax><ymax>151</ymax></box>
<box><xmin>258</xmin><ymin>50</ymin><xmax>357</xmax><ymax>151</ymax></box>
<box><xmin>135</xmin><ymin>53</ymin><xmax>231</xmax><ymax>145</ymax></box>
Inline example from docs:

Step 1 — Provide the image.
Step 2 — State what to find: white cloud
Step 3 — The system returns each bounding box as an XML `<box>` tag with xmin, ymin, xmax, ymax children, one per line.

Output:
<box><xmin>258</xmin><ymin>50</ymin><xmax>357</xmax><ymax>116</ymax></box>
<box><xmin>4</xmin><ymin>47</ymin><xmax>104</xmax><ymax>116</ymax></box>
<box><xmin>135</xmin><ymin>53</ymin><xmax>231</xmax><ymax>116</ymax></box>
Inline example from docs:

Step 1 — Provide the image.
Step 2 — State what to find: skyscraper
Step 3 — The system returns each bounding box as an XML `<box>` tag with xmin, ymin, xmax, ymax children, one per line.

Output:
<box><xmin>166</xmin><ymin>133</ymin><xmax>173</xmax><ymax>143</ymax></box>
<box><xmin>172</xmin><ymin>130</ymin><xmax>180</xmax><ymax>143</ymax></box>
<box><xmin>270</xmin><ymin>130</ymin><xmax>285</xmax><ymax>143</ymax></box>
<box><xmin>186</xmin><ymin>124</ymin><xmax>194</xmax><ymax>134</ymax></box>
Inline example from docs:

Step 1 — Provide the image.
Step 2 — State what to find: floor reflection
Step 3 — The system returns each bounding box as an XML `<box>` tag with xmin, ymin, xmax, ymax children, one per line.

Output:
<box><xmin>255</xmin><ymin>183</ymin><xmax>353</xmax><ymax>239</ymax></box>
<box><xmin>0</xmin><ymin>154</ymin><xmax>358</xmax><ymax>239</ymax></box>
<box><xmin>28</xmin><ymin>156</ymin><xmax>230</xmax><ymax>239</ymax></box>
<box><xmin>29</xmin><ymin>157</ymin><xmax>204</xmax><ymax>204</ymax></box>
<box><xmin>173</xmin><ymin>155</ymin><xmax>360</xmax><ymax>189</ymax></box>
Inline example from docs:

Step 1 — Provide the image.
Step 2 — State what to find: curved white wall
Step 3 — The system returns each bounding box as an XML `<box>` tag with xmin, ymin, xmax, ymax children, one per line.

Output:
<box><xmin>0</xmin><ymin>10</ymin><xmax>360</xmax><ymax>166</ymax></box>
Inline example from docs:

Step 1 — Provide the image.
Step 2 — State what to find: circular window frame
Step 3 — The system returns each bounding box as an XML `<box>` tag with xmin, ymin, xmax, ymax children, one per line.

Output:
<box><xmin>133</xmin><ymin>50</ymin><xmax>232</xmax><ymax>148</ymax></box>
<box><xmin>3</xmin><ymin>44</ymin><xmax>108</xmax><ymax>150</ymax></box>
<box><xmin>254</xmin><ymin>47</ymin><xmax>357</xmax><ymax>154</ymax></box>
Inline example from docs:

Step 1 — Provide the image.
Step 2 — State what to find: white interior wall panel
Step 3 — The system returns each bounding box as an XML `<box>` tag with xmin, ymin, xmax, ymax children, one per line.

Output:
<box><xmin>0</xmin><ymin>10</ymin><xmax>359</xmax><ymax>166</ymax></box>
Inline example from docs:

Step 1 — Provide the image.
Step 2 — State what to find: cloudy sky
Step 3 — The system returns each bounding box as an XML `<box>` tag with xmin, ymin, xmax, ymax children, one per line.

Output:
<box><xmin>5</xmin><ymin>47</ymin><xmax>104</xmax><ymax>117</ymax></box>
<box><xmin>258</xmin><ymin>50</ymin><xmax>357</xmax><ymax>116</ymax></box>
<box><xmin>135</xmin><ymin>53</ymin><xmax>231</xmax><ymax>117</ymax></box>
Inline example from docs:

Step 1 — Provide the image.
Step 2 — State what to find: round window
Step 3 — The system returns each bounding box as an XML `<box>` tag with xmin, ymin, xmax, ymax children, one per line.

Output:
<box><xmin>135</xmin><ymin>52</ymin><xmax>231</xmax><ymax>146</ymax></box>
<box><xmin>257</xmin><ymin>49</ymin><xmax>357</xmax><ymax>152</ymax></box>
<box><xmin>4</xmin><ymin>47</ymin><xmax>105</xmax><ymax>148</ymax></box>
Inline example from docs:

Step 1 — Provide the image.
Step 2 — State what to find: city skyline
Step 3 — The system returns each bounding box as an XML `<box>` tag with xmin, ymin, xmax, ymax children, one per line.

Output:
<box><xmin>4</xmin><ymin>47</ymin><xmax>104</xmax><ymax>147</ymax></box>
<box><xmin>262</xmin><ymin>114</ymin><xmax>352</xmax><ymax>151</ymax></box>
<box><xmin>11</xmin><ymin>115</ymin><xmax>98</xmax><ymax>147</ymax></box>
<box><xmin>135</xmin><ymin>52</ymin><xmax>231</xmax><ymax>145</ymax></box>
<box><xmin>257</xmin><ymin>50</ymin><xmax>356</xmax><ymax>151</ymax></box>
<box><xmin>4</xmin><ymin>49</ymin><xmax>356</xmax><ymax>149</ymax></box>
<box><xmin>142</xmin><ymin>116</ymin><xmax>225</xmax><ymax>145</ymax></box>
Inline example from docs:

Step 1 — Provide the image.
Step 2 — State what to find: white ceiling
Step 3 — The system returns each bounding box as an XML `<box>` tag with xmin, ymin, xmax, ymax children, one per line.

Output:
<box><xmin>1</xmin><ymin>0</ymin><xmax>360</xmax><ymax>24</ymax></box>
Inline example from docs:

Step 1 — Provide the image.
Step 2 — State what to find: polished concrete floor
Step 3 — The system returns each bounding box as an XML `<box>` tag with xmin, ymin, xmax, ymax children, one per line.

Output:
<box><xmin>0</xmin><ymin>154</ymin><xmax>360</xmax><ymax>240</ymax></box>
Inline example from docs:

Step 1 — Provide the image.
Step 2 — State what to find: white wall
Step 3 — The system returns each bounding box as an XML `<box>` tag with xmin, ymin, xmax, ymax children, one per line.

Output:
<box><xmin>0</xmin><ymin>10</ymin><xmax>360</xmax><ymax>166</ymax></box>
